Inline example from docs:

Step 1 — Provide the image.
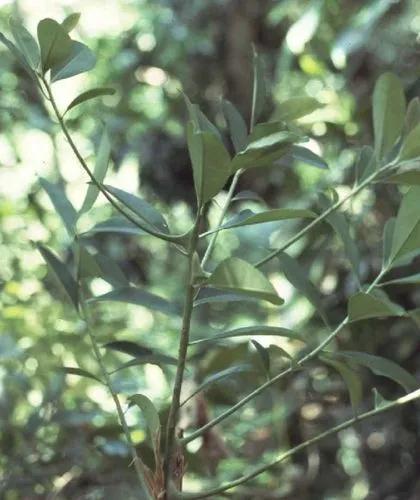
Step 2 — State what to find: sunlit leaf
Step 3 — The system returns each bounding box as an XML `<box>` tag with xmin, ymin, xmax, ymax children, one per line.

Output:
<box><xmin>0</xmin><ymin>32</ymin><xmax>35</xmax><ymax>76</ymax></box>
<box><xmin>9</xmin><ymin>18</ymin><xmax>40</xmax><ymax>69</ymax></box>
<box><xmin>39</xmin><ymin>177</ymin><xmax>77</xmax><ymax>237</ymax></box>
<box><xmin>348</xmin><ymin>290</ymin><xmax>405</xmax><ymax>322</ymax></box>
<box><xmin>276</xmin><ymin>97</ymin><xmax>321</xmax><ymax>121</ymax></box>
<box><xmin>189</xmin><ymin>325</ymin><xmax>303</xmax><ymax>345</ymax></box>
<box><xmin>60</xmin><ymin>366</ymin><xmax>103</xmax><ymax>383</ymax></box>
<box><xmin>193</xmin><ymin>288</ymin><xmax>260</xmax><ymax>307</ymax></box>
<box><xmin>373</xmin><ymin>72</ymin><xmax>406</xmax><ymax>160</ymax></box>
<box><xmin>207</xmin><ymin>257</ymin><xmax>284</xmax><ymax>305</ymax></box>
<box><xmin>51</xmin><ymin>40</ymin><xmax>96</xmax><ymax>82</ymax></box>
<box><xmin>37</xmin><ymin>18</ymin><xmax>72</xmax><ymax>73</ymax></box>
<box><xmin>61</xmin><ymin>12</ymin><xmax>81</xmax><ymax>33</ymax></box>
<box><xmin>222</xmin><ymin>99</ymin><xmax>248</xmax><ymax>153</ymax></box>
<box><xmin>65</xmin><ymin>87</ymin><xmax>116</xmax><ymax>114</ymax></box>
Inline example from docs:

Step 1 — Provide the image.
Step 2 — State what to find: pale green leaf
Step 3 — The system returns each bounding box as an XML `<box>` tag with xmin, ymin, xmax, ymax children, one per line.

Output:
<box><xmin>40</xmin><ymin>178</ymin><xmax>77</xmax><ymax>237</ymax></box>
<box><xmin>9</xmin><ymin>18</ymin><xmax>40</xmax><ymax>69</ymax></box>
<box><xmin>61</xmin><ymin>12</ymin><xmax>81</xmax><ymax>33</ymax></box>
<box><xmin>51</xmin><ymin>40</ymin><xmax>96</xmax><ymax>82</ymax></box>
<box><xmin>189</xmin><ymin>325</ymin><xmax>303</xmax><ymax>345</ymax></box>
<box><xmin>37</xmin><ymin>18</ymin><xmax>73</xmax><ymax>72</ymax></box>
<box><xmin>61</xmin><ymin>366</ymin><xmax>102</xmax><ymax>383</ymax></box>
<box><xmin>372</xmin><ymin>388</ymin><xmax>391</xmax><ymax>409</ymax></box>
<box><xmin>222</xmin><ymin>99</ymin><xmax>248</xmax><ymax>153</ymax></box>
<box><xmin>356</xmin><ymin>146</ymin><xmax>376</xmax><ymax>185</ymax></box>
<box><xmin>382</xmin><ymin>217</ymin><xmax>395</xmax><ymax>269</ymax></box>
<box><xmin>83</xmin><ymin>216</ymin><xmax>147</xmax><ymax>237</ymax></box>
<box><xmin>399</xmin><ymin>122</ymin><xmax>420</xmax><ymax>161</ymax></box>
<box><xmin>128</xmin><ymin>394</ymin><xmax>160</xmax><ymax>448</ymax></box>
<box><xmin>65</xmin><ymin>87</ymin><xmax>116</xmax><ymax>114</ymax></box>
<box><xmin>322</xmin><ymin>355</ymin><xmax>363</xmax><ymax>410</ymax></box>
<box><xmin>276</xmin><ymin>97</ymin><xmax>322</xmax><ymax>121</ymax></box>
<box><xmin>348</xmin><ymin>291</ymin><xmax>405</xmax><ymax>322</ymax></box>
<box><xmin>0</xmin><ymin>32</ymin><xmax>35</xmax><ymax>76</ymax></box>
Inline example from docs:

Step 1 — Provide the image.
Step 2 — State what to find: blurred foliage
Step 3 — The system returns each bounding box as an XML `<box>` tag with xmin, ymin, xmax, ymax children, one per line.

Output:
<box><xmin>1</xmin><ymin>0</ymin><xmax>420</xmax><ymax>499</ymax></box>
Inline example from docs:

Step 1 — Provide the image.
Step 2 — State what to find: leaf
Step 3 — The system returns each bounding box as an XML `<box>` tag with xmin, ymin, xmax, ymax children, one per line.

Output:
<box><xmin>373</xmin><ymin>72</ymin><xmax>406</xmax><ymax>160</ymax></box>
<box><xmin>187</xmin><ymin>124</ymin><xmax>231</xmax><ymax>204</ymax></box>
<box><xmin>39</xmin><ymin>178</ymin><xmax>77</xmax><ymax>237</ymax></box>
<box><xmin>79</xmin><ymin>129</ymin><xmax>111</xmax><ymax>215</ymax></box>
<box><xmin>89</xmin><ymin>286</ymin><xmax>180</xmax><ymax>316</ymax></box>
<box><xmin>319</xmin><ymin>194</ymin><xmax>360</xmax><ymax>281</ymax></box>
<box><xmin>322</xmin><ymin>355</ymin><xmax>363</xmax><ymax>410</ymax></box>
<box><xmin>77</xmin><ymin>245</ymin><xmax>127</xmax><ymax>287</ymax></box>
<box><xmin>276</xmin><ymin>97</ymin><xmax>322</xmax><ymax>121</ymax></box>
<box><xmin>202</xmin><ymin>208</ymin><xmax>316</xmax><ymax>236</ymax></box>
<box><xmin>231</xmin><ymin>190</ymin><xmax>265</xmax><ymax>203</ymax></box>
<box><xmin>334</xmin><ymin>351</ymin><xmax>417</xmax><ymax>392</ymax></box>
<box><xmin>110</xmin><ymin>354</ymin><xmax>178</xmax><ymax>373</ymax></box>
<box><xmin>384</xmin><ymin>162</ymin><xmax>420</xmax><ymax>186</ymax></box>
<box><xmin>9</xmin><ymin>18</ymin><xmax>40</xmax><ymax>69</ymax></box>
<box><xmin>128</xmin><ymin>394</ymin><xmax>160</xmax><ymax>451</ymax></box>
<box><xmin>252</xmin><ymin>340</ymin><xmax>270</xmax><ymax>377</ymax></box>
<box><xmin>0</xmin><ymin>32</ymin><xmax>35</xmax><ymax>76</ymax></box>
<box><xmin>189</xmin><ymin>325</ymin><xmax>303</xmax><ymax>345</ymax></box>
<box><xmin>372</xmin><ymin>388</ymin><xmax>391</xmax><ymax>409</ymax></box>
<box><xmin>380</xmin><ymin>273</ymin><xmax>420</xmax><ymax>286</ymax></box>
<box><xmin>83</xmin><ymin>216</ymin><xmax>147</xmax><ymax>237</ymax></box>
<box><xmin>251</xmin><ymin>47</ymin><xmax>266</xmax><ymax>125</ymax></box>
<box><xmin>61</xmin><ymin>12</ymin><xmax>81</xmax><ymax>32</ymax></box>
<box><xmin>291</xmin><ymin>145</ymin><xmax>328</xmax><ymax>169</ymax></box>
<box><xmin>60</xmin><ymin>366</ymin><xmax>103</xmax><ymax>383</ymax></box>
<box><xmin>277</xmin><ymin>252</ymin><xmax>327</xmax><ymax>324</ymax></box>
<box><xmin>183</xmin><ymin>94</ymin><xmax>221</xmax><ymax>139</ymax></box>
<box><xmin>65</xmin><ymin>87</ymin><xmax>116</xmax><ymax>114</ymax></box>
<box><xmin>348</xmin><ymin>291</ymin><xmax>405</xmax><ymax>322</ymax></box>
<box><xmin>403</xmin><ymin>97</ymin><xmax>420</xmax><ymax>135</ymax></box>
<box><xmin>356</xmin><ymin>146</ymin><xmax>376</xmax><ymax>184</ymax></box>
<box><xmin>180</xmin><ymin>365</ymin><xmax>252</xmax><ymax>406</ymax></box>
<box><xmin>37</xmin><ymin>244</ymin><xmax>79</xmax><ymax>310</ymax></box>
<box><xmin>103</xmin><ymin>341</ymin><xmax>153</xmax><ymax>357</ymax></box>
<box><xmin>105</xmin><ymin>185</ymin><xmax>169</xmax><ymax>234</ymax></box>
<box><xmin>37</xmin><ymin>18</ymin><xmax>73</xmax><ymax>73</ymax></box>
<box><xmin>222</xmin><ymin>99</ymin><xmax>248</xmax><ymax>153</ymax></box>
<box><xmin>390</xmin><ymin>186</ymin><xmax>420</xmax><ymax>263</ymax></box>
<box><xmin>51</xmin><ymin>40</ymin><xmax>96</xmax><ymax>82</ymax></box>
<box><xmin>399</xmin><ymin>122</ymin><xmax>420</xmax><ymax>161</ymax></box>
<box><xmin>207</xmin><ymin>257</ymin><xmax>284</xmax><ymax>305</ymax></box>
<box><xmin>382</xmin><ymin>217</ymin><xmax>395</xmax><ymax>269</ymax></box>
<box><xmin>193</xmin><ymin>289</ymin><xmax>261</xmax><ymax>307</ymax></box>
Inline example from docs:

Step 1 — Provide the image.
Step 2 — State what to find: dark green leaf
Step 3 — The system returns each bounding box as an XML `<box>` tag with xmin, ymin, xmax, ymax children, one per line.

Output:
<box><xmin>9</xmin><ymin>18</ymin><xmax>40</xmax><ymax>69</ymax></box>
<box><xmin>356</xmin><ymin>146</ymin><xmax>376</xmax><ymax>184</ymax></box>
<box><xmin>65</xmin><ymin>87</ymin><xmax>116</xmax><ymax>114</ymax></box>
<box><xmin>372</xmin><ymin>388</ymin><xmax>391</xmax><ymax>409</ymax></box>
<box><xmin>207</xmin><ymin>257</ymin><xmax>284</xmax><ymax>305</ymax></box>
<box><xmin>384</xmin><ymin>162</ymin><xmax>420</xmax><ymax>186</ymax></box>
<box><xmin>291</xmin><ymin>145</ymin><xmax>328</xmax><ymax>169</ymax></box>
<box><xmin>89</xmin><ymin>286</ymin><xmax>180</xmax><ymax>316</ymax></box>
<box><xmin>382</xmin><ymin>217</ymin><xmax>395</xmax><ymax>269</ymax></box>
<box><xmin>373</xmin><ymin>72</ymin><xmax>406</xmax><ymax>160</ymax></box>
<box><xmin>128</xmin><ymin>394</ymin><xmax>160</xmax><ymax>448</ymax></box>
<box><xmin>348</xmin><ymin>291</ymin><xmax>405</xmax><ymax>322</ymax></box>
<box><xmin>60</xmin><ymin>366</ymin><xmax>103</xmax><ymax>383</ymax></box>
<box><xmin>403</xmin><ymin>97</ymin><xmax>420</xmax><ymax>135</ymax></box>
<box><xmin>39</xmin><ymin>178</ymin><xmax>77</xmax><ymax>237</ymax></box>
<box><xmin>183</xmin><ymin>94</ymin><xmax>221</xmax><ymax>139</ymax></box>
<box><xmin>193</xmin><ymin>289</ymin><xmax>260</xmax><ymax>307</ymax></box>
<box><xmin>110</xmin><ymin>354</ymin><xmax>178</xmax><ymax>373</ymax></box>
<box><xmin>105</xmin><ymin>185</ymin><xmax>169</xmax><ymax>233</ymax></box>
<box><xmin>37</xmin><ymin>18</ymin><xmax>73</xmax><ymax>73</ymax></box>
<box><xmin>276</xmin><ymin>97</ymin><xmax>322</xmax><ymax>121</ymax></box>
<box><xmin>37</xmin><ymin>244</ymin><xmax>79</xmax><ymax>310</ymax></box>
<box><xmin>189</xmin><ymin>325</ymin><xmax>303</xmax><ymax>345</ymax></box>
<box><xmin>61</xmin><ymin>12</ymin><xmax>81</xmax><ymax>32</ymax></box>
<box><xmin>83</xmin><ymin>216</ymin><xmax>147</xmax><ymax>237</ymax></box>
<box><xmin>104</xmin><ymin>341</ymin><xmax>153</xmax><ymax>357</ymax></box>
<box><xmin>251</xmin><ymin>48</ymin><xmax>266</xmax><ymax>125</ymax></box>
<box><xmin>231</xmin><ymin>190</ymin><xmax>265</xmax><ymax>203</ymax></box>
<box><xmin>0</xmin><ymin>32</ymin><xmax>35</xmax><ymax>76</ymax></box>
<box><xmin>322</xmin><ymin>355</ymin><xmax>363</xmax><ymax>410</ymax></box>
<box><xmin>77</xmin><ymin>245</ymin><xmax>127</xmax><ymax>287</ymax></box>
<box><xmin>252</xmin><ymin>340</ymin><xmax>271</xmax><ymax>376</ymax></box>
<box><xmin>335</xmin><ymin>351</ymin><xmax>417</xmax><ymax>392</ymax></box>
<box><xmin>51</xmin><ymin>41</ymin><xmax>96</xmax><ymax>82</ymax></box>
<box><xmin>399</xmin><ymin>123</ymin><xmax>420</xmax><ymax>161</ymax></box>
<box><xmin>381</xmin><ymin>273</ymin><xmax>420</xmax><ymax>286</ymax></box>
<box><xmin>222</xmin><ymin>99</ymin><xmax>248</xmax><ymax>153</ymax></box>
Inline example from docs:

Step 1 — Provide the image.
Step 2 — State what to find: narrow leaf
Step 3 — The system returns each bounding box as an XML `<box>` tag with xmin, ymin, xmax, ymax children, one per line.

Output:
<box><xmin>251</xmin><ymin>48</ymin><xmax>266</xmax><ymax>125</ymax></box>
<box><xmin>0</xmin><ymin>32</ymin><xmax>35</xmax><ymax>76</ymax></box>
<box><xmin>40</xmin><ymin>178</ymin><xmax>77</xmax><ymax>237</ymax></box>
<box><xmin>83</xmin><ymin>216</ymin><xmax>147</xmax><ymax>237</ymax></box>
<box><xmin>77</xmin><ymin>245</ymin><xmax>127</xmax><ymax>287</ymax></box>
<box><xmin>207</xmin><ymin>257</ymin><xmax>284</xmax><ymax>305</ymax></box>
<box><xmin>61</xmin><ymin>12</ymin><xmax>81</xmax><ymax>33</ymax></box>
<box><xmin>399</xmin><ymin>122</ymin><xmax>420</xmax><ymax>161</ymax></box>
<box><xmin>222</xmin><ymin>99</ymin><xmax>248</xmax><ymax>153</ymax></box>
<box><xmin>60</xmin><ymin>366</ymin><xmax>102</xmax><ymax>383</ymax></box>
<box><xmin>110</xmin><ymin>354</ymin><xmax>178</xmax><ymax>373</ymax></box>
<box><xmin>382</xmin><ymin>217</ymin><xmax>395</xmax><ymax>269</ymax></box>
<box><xmin>9</xmin><ymin>18</ymin><xmax>40</xmax><ymax>69</ymax></box>
<box><xmin>322</xmin><ymin>355</ymin><xmax>363</xmax><ymax>410</ymax></box>
<box><xmin>252</xmin><ymin>340</ymin><xmax>270</xmax><ymax>377</ymax></box>
<box><xmin>103</xmin><ymin>341</ymin><xmax>153</xmax><ymax>358</ymax></box>
<box><xmin>193</xmin><ymin>289</ymin><xmax>260</xmax><ymax>307</ymax></box>
<box><xmin>66</xmin><ymin>87</ymin><xmax>116</xmax><ymax>114</ymax></box>
<box><xmin>189</xmin><ymin>325</ymin><xmax>303</xmax><ymax>345</ymax></box>
<box><xmin>37</xmin><ymin>18</ymin><xmax>73</xmax><ymax>72</ymax></box>
<box><xmin>373</xmin><ymin>388</ymin><xmax>391</xmax><ymax>409</ymax></box>
<box><xmin>51</xmin><ymin>41</ymin><xmax>96</xmax><ymax>82</ymax></box>
<box><xmin>348</xmin><ymin>291</ymin><xmax>405</xmax><ymax>322</ymax></box>
<box><xmin>276</xmin><ymin>97</ymin><xmax>321</xmax><ymax>121</ymax></box>
<box><xmin>403</xmin><ymin>97</ymin><xmax>420</xmax><ymax>135</ymax></box>
<box><xmin>381</xmin><ymin>273</ymin><xmax>420</xmax><ymax>286</ymax></box>
<box><xmin>128</xmin><ymin>394</ymin><xmax>160</xmax><ymax>447</ymax></box>
<box><xmin>291</xmin><ymin>145</ymin><xmax>328</xmax><ymax>169</ymax></box>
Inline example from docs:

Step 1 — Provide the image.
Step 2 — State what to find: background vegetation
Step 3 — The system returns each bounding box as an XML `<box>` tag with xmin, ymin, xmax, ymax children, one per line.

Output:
<box><xmin>1</xmin><ymin>0</ymin><xmax>420</xmax><ymax>498</ymax></box>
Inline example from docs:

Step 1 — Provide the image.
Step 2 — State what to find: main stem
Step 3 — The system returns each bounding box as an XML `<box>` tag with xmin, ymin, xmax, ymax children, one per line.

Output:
<box><xmin>164</xmin><ymin>212</ymin><xmax>202</xmax><ymax>494</ymax></box>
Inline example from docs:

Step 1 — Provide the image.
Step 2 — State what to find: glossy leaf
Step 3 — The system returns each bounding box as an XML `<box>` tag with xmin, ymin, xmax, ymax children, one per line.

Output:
<box><xmin>105</xmin><ymin>185</ymin><xmax>169</xmax><ymax>234</ymax></box>
<box><xmin>181</xmin><ymin>365</ymin><xmax>252</xmax><ymax>406</ymax></box>
<box><xmin>60</xmin><ymin>366</ymin><xmax>102</xmax><ymax>384</ymax></box>
<box><xmin>291</xmin><ymin>145</ymin><xmax>328</xmax><ymax>169</ymax></box>
<box><xmin>373</xmin><ymin>72</ymin><xmax>406</xmax><ymax>159</ymax></box>
<box><xmin>335</xmin><ymin>351</ymin><xmax>417</xmax><ymax>392</ymax></box>
<box><xmin>39</xmin><ymin>178</ymin><xmax>77</xmax><ymax>237</ymax></box>
<box><xmin>322</xmin><ymin>355</ymin><xmax>363</xmax><ymax>410</ymax></box>
<box><xmin>61</xmin><ymin>12</ymin><xmax>81</xmax><ymax>33</ymax></box>
<box><xmin>83</xmin><ymin>216</ymin><xmax>147</xmax><ymax>237</ymax></box>
<box><xmin>187</xmin><ymin>124</ymin><xmax>231</xmax><ymax>204</ymax></box>
<box><xmin>399</xmin><ymin>123</ymin><xmax>420</xmax><ymax>161</ymax></box>
<box><xmin>276</xmin><ymin>97</ymin><xmax>321</xmax><ymax>121</ymax></box>
<box><xmin>37</xmin><ymin>18</ymin><xmax>73</xmax><ymax>72</ymax></box>
<box><xmin>251</xmin><ymin>48</ymin><xmax>266</xmax><ymax>125</ymax></box>
<box><xmin>222</xmin><ymin>99</ymin><xmax>248</xmax><ymax>153</ymax></box>
<box><xmin>89</xmin><ymin>286</ymin><xmax>180</xmax><ymax>316</ymax></box>
<box><xmin>38</xmin><ymin>244</ymin><xmax>78</xmax><ymax>310</ymax></box>
<box><xmin>207</xmin><ymin>257</ymin><xmax>284</xmax><ymax>305</ymax></box>
<box><xmin>79</xmin><ymin>129</ymin><xmax>111</xmax><ymax>215</ymax></box>
<box><xmin>190</xmin><ymin>325</ymin><xmax>303</xmax><ymax>345</ymax></box>
<box><xmin>65</xmin><ymin>87</ymin><xmax>116</xmax><ymax>114</ymax></box>
<box><xmin>9</xmin><ymin>18</ymin><xmax>40</xmax><ymax>69</ymax></box>
<box><xmin>202</xmin><ymin>208</ymin><xmax>316</xmax><ymax>236</ymax></box>
<box><xmin>348</xmin><ymin>291</ymin><xmax>405</xmax><ymax>322</ymax></box>
<box><xmin>51</xmin><ymin>40</ymin><xmax>96</xmax><ymax>82</ymax></box>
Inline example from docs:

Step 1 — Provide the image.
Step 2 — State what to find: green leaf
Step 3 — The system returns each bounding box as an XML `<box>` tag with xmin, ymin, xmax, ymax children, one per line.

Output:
<box><xmin>180</xmin><ymin>365</ymin><xmax>252</xmax><ymax>406</ymax></box>
<box><xmin>37</xmin><ymin>18</ymin><xmax>73</xmax><ymax>73</ymax></box>
<box><xmin>348</xmin><ymin>291</ymin><xmax>405</xmax><ymax>322</ymax></box>
<box><xmin>183</xmin><ymin>94</ymin><xmax>221</xmax><ymax>139</ymax></box>
<box><xmin>322</xmin><ymin>355</ymin><xmax>363</xmax><ymax>410</ymax></box>
<box><xmin>202</xmin><ymin>208</ymin><xmax>316</xmax><ymax>236</ymax></box>
<box><xmin>89</xmin><ymin>286</ymin><xmax>180</xmax><ymax>316</ymax></box>
<box><xmin>373</xmin><ymin>72</ymin><xmax>406</xmax><ymax>160</ymax></box>
<box><xmin>291</xmin><ymin>145</ymin><xmax>328</xmax><ymax>169</ymax></box>
<box><xmin>9</xmin><ymin>18</ymin><xmax>40</xmax><ymax>69</ymax></box>
<box><xmin>390</xmin><ymin>186</ymin><xmax>420</xmax><ymax>263</ymax></box>
<box><xmin>372</xmin><ymin>388</ymin><xmax>391</xmax><ymax>409</ymax></box>
<box><xmin>189</xmin><ymin>325</ymin><xmax>303</xmax><ymax>345</ymax></box>
<box><xmin>128</xmin><ymin>394</ymin><xmax>160</xmax><ymax>450</ymax></box>
<box><xmin>77</xmin><ymin>245</ymin><xmax>127</xmax><ymax>288</ymax></box>
<box><xmin>384</xmin><ymin>163</ymin><xmax>420</xmax><ymax>186</ymax></box>
<box><xmin>335</xmin><ymin>351</ymin><xmax>417</xmax><ymax>392</ymax></box>
<box><xmin>39</xmin><ymin>178</ymin><xmax>77</xmax><ymax>237</ymax></box>
<box><xmin>207</xmin><ymin>257</ymin><xmax>284</xmax><ymax>305</ymax></box>
<box><xmin>193</xmin><ymin>289</ymin><xmax>261</xmax><ymax>307</ymax></box>
<box><xmin>382</xmin><ymin>217</ymin><xmax>395</xmax><ymax>269</ymax></box>
<box><xmin>403</xmin><ymin>97</ymin><xmax>420</xmax><ymax>135</ymax></box>
<box><xmin>381</xmin><ymin>273</ymin><xmax>420</xmax><ymax>286</ymax></box>
<box><xmin>61</xmin><ymin>12</ymin><xmax>81</xmax><ymax>32</ymax></box>
<box><xmin>110</xmin><ymin>355</ymin><xmax>178</xmax><ymax>373</ymax></box>
<box><xmin>103</xmin><ymin>341</ymin><xmax>152</xmax><ymax>357</ymax></box>
<box><xmin>60</xmin><ymin>366</ymin><xmax>103</xmax><ymax>384</ymax></box>
<box><xmin>79</xmin><ymin>129</ymin><xmax>111</xmax><ymax>215</ymax></box>
<box><xmin>83</xmin><ymin>216</ymin><xmax>147</xmax><ymax>237</ymax></box>
<box><xmin>222</xmin><ymin>99</ymin><xmax>248</xmax><ymax>153</ymax></box>
<box><xmin>51</xmin><ymin>40</ymin><xmax>96</xmax><ymax>82</ymax></box>
<box><xmin>65</xmin><ymin>87</ymin><xmax>116</xmax><ymax>114</ymax></box>
<box><xmin>277</xmin><ymin>252</ymin><xmax>327</xmax><ymax>324</ymax></box>
<box><xmin>105</xmin><ymin>185</ymin><xmax>169</xmax><ymax>234</ymax></box>
<box><xmin>187</xmin><ymin>124</ymin><xmax>231</xmax><ymax>204</ymax></box>
<box><xmin>276</xmin><ymin>97</ymin><xmax>322</xmax><ymax>121</ymax></box>
<box><xmin>0</xmin><ymin>32</ymin><xmax>35</xmax><ymax>76</ymax></box>
<box><xmin>251</xmin><ymin>48</ymin><xmax>266</xmax><ymax>125</ymax></box>
<box><xmin>37</xmin><ymin>244</ymin><xmax>78</xmax><ymax>310</ymax></box>
<box><xmin>355</xmin><ymin>146</ymin><xmax>376</xmax><ymax>185</ymax></box>
<box><xmin>231</xmin><ymin>190</ymin><xmax>265</xmax><ymax>203</ymax></box>
<box><xmin>399</xmin><ymin>123</ymin><xmax>420</xmax><ymax>161</ymax></box>
<box><xmin>252</xmin><ymin>340</ymin><xmax>271</xmax><ymax>377</ymax></box>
